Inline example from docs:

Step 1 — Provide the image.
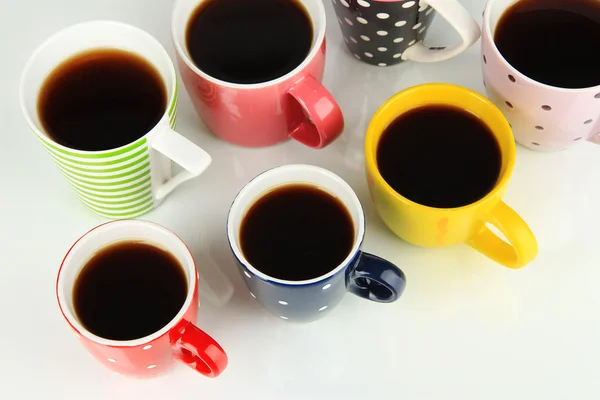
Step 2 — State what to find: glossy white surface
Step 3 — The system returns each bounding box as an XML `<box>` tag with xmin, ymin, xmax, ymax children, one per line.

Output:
<box><xmin>1</xmin><ymin>0</ymin><xmax>599</xmax><ymax>398</ymax></box>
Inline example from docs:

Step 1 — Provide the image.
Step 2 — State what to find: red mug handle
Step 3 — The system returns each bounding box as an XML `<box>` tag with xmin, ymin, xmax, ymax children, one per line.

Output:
<box><xmin>287</xmin><ymin>74</ymin><xmax>344</xmax><ymax>149</ymax></box>
<box><xmin>172</xmin><ymin>320</ymin><xmax>228</xmax><ymax>378</ymax></box>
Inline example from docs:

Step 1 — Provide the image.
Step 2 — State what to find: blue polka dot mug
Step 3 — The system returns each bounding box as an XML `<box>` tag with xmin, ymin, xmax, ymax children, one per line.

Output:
<box><xmin>331</xmin><ymin>0</ymin><xmax>481</xmax><ymax>67</ymax></box>
<box><xmin>227</xmin><ymin>164</ymin><xmax>406</xmax><ymax>323</ymax></box>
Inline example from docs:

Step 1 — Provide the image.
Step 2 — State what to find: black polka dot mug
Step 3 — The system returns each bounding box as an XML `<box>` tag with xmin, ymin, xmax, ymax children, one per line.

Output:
<box><xmin>227</xmin><ymin>164</ymin><xmax>406</xmax><ymax>323</ymax></box>
<box><xmin>331</xmin><ymin>0</ymin><xmax>481</xmax><ymax>67</ymax></box>
<box><xmin>483</xmin><ymin>0</ymin><xmax>600</xmax><ymax>151</ymax></box>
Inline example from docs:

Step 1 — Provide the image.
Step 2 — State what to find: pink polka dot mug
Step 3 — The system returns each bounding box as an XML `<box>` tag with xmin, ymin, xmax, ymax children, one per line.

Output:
<box><xmin>482</xmin><ymin>0</ymin><xmax>600</xmax><ymax>152</ymax></box>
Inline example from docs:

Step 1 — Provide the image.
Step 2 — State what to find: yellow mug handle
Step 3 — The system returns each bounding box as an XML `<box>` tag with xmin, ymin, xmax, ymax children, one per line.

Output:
<box><xmin>466</xmin><ymin>201</ymin><xmax>538</xmax><ymax>269</ymax></box>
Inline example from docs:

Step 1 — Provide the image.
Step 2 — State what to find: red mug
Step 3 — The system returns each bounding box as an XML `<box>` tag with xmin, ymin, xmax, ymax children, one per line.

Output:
<box><xmin>171</xmin><ymin>0</ymin><xmax>344</xmax><ymax>148</ymax></box>
<box><xmin>56</xmin><ymin>220</ymin><xmax>228</xmax><ymax>378</ymax></box>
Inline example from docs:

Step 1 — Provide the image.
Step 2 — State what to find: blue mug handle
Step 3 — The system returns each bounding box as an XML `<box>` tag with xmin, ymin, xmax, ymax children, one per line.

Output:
<box><xmin>348</xmin><ymin>252</ymin><xmax>406</xmax><ymax>303</ymax></box>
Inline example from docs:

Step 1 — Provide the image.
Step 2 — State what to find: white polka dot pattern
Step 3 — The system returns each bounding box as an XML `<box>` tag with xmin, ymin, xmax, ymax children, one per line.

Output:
<box><xmin>329</xmin><ymin>0</ymin><xmax>437</xmax><ymax>66</ymax></box>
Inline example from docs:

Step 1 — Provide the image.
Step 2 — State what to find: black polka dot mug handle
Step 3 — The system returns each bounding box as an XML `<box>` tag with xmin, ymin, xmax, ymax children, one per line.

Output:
<box><xmin>332</xmin><ymin>0</ymin><xmax>481</xmax><ymax>67</ymax></box>
<box><xmin>402</xmin><ymin>0</ymin><xmax>480</xmax><ymax>62</ymax></box>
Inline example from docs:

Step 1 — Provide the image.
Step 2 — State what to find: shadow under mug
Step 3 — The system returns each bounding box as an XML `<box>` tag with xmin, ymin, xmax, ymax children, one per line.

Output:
<box><xmin>171</xmin><ymin>0</ymin><xmax>344</xmax><ymax>149</ymax></box>
<box><xmin>365</xmin><ymin>84</ymin><xmax>538</xmax><ymax>269</ymax></box>
<box><xmin>56</xmin><ymin>220</ymin><xmax>228</xmax><ymax>378</ymax></box>
<box><xmin>482</xmin><ymin>0</ymin><xmax>600</xmax><ymax>152</ymax></box>
<box><xmin>19</xmin><ymin>21</ymin><xmax>211</xmax><ymax>219</ymax></box>
<box><xmin>227</xmin><ymin>164</ymin><xmax>406</xmax><ymax>323</ymax></box>
<box><xmin>331</xmin><ymin>0</ymin><xmax>481</xmax><ymax>67</ymax></box>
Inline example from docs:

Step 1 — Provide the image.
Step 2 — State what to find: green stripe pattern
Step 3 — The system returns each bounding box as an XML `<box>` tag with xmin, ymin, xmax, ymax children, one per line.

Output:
<box><xmin>35</xmin><ymin>87</ymin><xmax>178</xmax><ymax>219</ymax></box>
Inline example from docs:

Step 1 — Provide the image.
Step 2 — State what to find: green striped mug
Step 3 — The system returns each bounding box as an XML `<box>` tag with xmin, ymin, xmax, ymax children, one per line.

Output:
<box><xmin>19</xmin><ymin>21</ymin><xmax>211</xmax><ymax>219</ymax></box>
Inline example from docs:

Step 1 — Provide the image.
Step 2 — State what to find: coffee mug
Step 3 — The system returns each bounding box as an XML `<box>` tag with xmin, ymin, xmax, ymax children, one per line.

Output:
<box><xmin>20</xmin><ymin>21</ymin><xmax>211</xmax><ymax>219</ymax></box>
<box><xmin>227</xmin><ymin>164</ymin><xmax>406</xmax><ymax>323</ymax></box>
<box><xmin>171</xmin><ymin>0</ymin><xmax>344</xmax><ymax>148</ymax></box>
<box><xmin>331</xmin><ymin>0</ymin><xmax>480</xmax><ymax>67</ymax></box>
<box><xmin>365</xmin><ymin>84</ymin><xmax>538</xmax><ymax>269</ymax></box>
<box><xmin>482</xmin><ymin>0</ymin><xmax>600</xmax><ymax>151</ymax></box>
<box><xmin>56</xmin><ymin>220</ymin><xmax>228</xmax><ymax>378</ymax></box>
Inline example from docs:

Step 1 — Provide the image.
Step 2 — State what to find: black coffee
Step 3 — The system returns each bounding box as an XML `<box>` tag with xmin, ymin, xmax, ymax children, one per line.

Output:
<box><xmin>186</xmin><ymin>0</ymin><xmax>313</xmax><ymax>84</ymax></box>
<box><xmin>240</xmin><ymin>184</ymin><xmax>354</xmax><ymax>281</ymax></box>
<box><xmin>494</xmin><ymin>0</ymin><xmax>600</xmax><ymax>89</ymax></box>
<box><xmin>377</xmin><ymin>105</ymin><xmax>501</xmax><ymax>209</ymax></box>
<box><xmin>73</xmin><ymin>241</ymin><xmax>187</xmax><ymax>341</ymax></box>
<box><xmin>38</xmin><ymin>49</ymin><xmax>167</xmax><ymax>151</ymax></box>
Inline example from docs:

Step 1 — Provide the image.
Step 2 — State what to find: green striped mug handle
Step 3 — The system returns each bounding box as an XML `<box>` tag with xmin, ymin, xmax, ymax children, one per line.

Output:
<box><xmin>152</xmin><ymin>127</ymin><xmax>211</xmax><ymax>200</ymax></box>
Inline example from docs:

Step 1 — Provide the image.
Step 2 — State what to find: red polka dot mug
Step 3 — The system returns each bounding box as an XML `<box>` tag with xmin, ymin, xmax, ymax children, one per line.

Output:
<box><xmin>56</xmin><ymin>220</ymin><xmax>228</xmax><ymax>378</ymax></box>
<box><xmin>483</xmin><ymin>0</ymin><xmax>600</xmax><ymax>151</ymax></box>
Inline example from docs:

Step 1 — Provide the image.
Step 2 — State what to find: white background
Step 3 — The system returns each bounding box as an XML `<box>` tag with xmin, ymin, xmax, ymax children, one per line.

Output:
<box><xmin>1</xmin><ymin>0</ymin><xmax>599</xmax><ymax>399</ymax></box>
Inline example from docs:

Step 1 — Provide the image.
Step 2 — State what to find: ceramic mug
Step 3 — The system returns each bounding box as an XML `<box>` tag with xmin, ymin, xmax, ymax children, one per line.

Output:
<box><xmin>365</xmin><ymin>84</ymin><xmax>538</xmax><ymax>269</ymax></box>
<box><xmin>227</xmin><ymin>164</ymin><xmax>406</xmax><ymax>323</ymax></box>
<box><xmin>171</xmin><ymin>0</ymin><xmax>344</xmax><ymax>148</ymax></box>
<box><xmin>56</xmin><ymin>220</ymin><xmax>228</xmax><ymax>378</ymax></box>
<box><xmin>331</xmin><ymin>0</ymin><xmax>481</xmax><ymax>67</ymax></box>
<box><xmin>482</xmin><ymin>0</ymin><xmax>600</xmax><ymax>151</ymax></box>
<box><xmin>19</xmin><ymin>21</ymin><xmax>211</xmax><ymax>219</ymax></box>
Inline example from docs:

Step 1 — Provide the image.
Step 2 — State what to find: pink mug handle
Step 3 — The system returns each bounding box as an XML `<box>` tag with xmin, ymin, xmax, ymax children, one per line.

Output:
<box><xmin>589</xmin><ymin>133</ymin><xmax>600</xmax><ymax>144</ymax></box>
<box><xmin>172</xmin><ymin>320</ymin><xmax>228</xmax><ymax>378</ymax></box>
<box><xmin>287</xmin><ymin>74</ymin><xmax>344</xmax><ymax>149</ymax></box>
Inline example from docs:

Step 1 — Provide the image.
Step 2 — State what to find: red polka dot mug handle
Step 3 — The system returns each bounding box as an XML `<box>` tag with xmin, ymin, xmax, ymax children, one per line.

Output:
<box><xmin>286</xmin><ymin>74</ymin><xmax>345</xmax><ymax>149</ymax></box>
<box><xmin>172</xmin><ymin>320</ymin><xmax>228</xmax><ymax>378</ymax></box>
<box><xmin>402</xmin><ymin>0</ymin><xmax>481</xmax><ymax>63</ymax></box>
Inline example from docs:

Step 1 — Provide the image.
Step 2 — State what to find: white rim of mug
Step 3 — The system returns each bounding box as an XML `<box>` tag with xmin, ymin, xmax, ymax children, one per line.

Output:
<box><xmin>56</xmin><ymin>220</ymin><xmax>198</xmax><ymax>347</ymax></box>
<box><xmin>18</xmin><ymin>20</ymin><xmax>178</xmax><ymax>155</ymax></box>
<box><xmin>226</xmin><ymin>164</ymin><xmax>366</xmax><ymax>286</ymax></box>
<box><xmin>171</xmin><ymin>0</ymin><xmax>327</xmax><ymax>89</ymax></box>
<box><xmin>484</xmin><ymin>0</ymin><xmax>600</xmax><ymax>93</ymax></box>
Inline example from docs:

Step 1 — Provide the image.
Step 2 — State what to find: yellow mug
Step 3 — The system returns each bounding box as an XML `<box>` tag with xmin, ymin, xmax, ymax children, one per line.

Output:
<box><xmin>364</xmin><ymin>83</ymin><xmax>538</xmax><ymax>269</ymax></box>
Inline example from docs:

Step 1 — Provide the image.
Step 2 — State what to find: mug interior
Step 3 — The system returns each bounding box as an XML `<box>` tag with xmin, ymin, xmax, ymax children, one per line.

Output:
<box><xmin>56</xmin><ymin>220</ymin><xmax>197</xmax><ymax>347</ymax></box>
<box><xmin>484</xmin><ymin>0</ymin><xmax>519</xmax><ymax>34</ymax></box>
<box><xmin>171</xmin><ymin>0</ymin><xmax>326</xmax><ymax>88</ymax></box>
<box><xmin>365</xmin><ymin>83</ymin><xmax>515</xmax><ymax>209</ymax></box>
<box><xmin>227</xmin><ymin>164</ymin><xmax>365</xmax><ymax>284</ymax></box>
<box><xmin>20</xmin><ymin>20</ymin><xmax>177</xmax><ymax>146</ymax></box>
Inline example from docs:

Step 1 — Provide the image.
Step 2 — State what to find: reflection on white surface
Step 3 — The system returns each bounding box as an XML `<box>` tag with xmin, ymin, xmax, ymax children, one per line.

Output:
<box><xmin>1</xmin><ymin>0</ymin><xmax>600</xmax><ymax>399</ymax></box>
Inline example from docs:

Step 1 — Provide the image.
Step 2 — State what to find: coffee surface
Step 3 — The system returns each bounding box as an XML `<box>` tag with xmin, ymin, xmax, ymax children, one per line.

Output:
<box><xmin>494</xmin><ymin>0</ymin><xmax>600</xmax><ymax>88</ymax></box>
<box><xmin>73</xmin><ymin>241</ymin><xmax>187</xmax><ymax>341</ymax></box>
<box><xmin>186</xmin><ymin>0</ymin><xmax>313</xmax><ymax>84</ymax></box>
<box><xmin>377</xmin><ymin>105</ymin><xmax>502</xmax><ymax>209</ymax></box>
<box><xmin>240</xmin><ymin>184</ymin><xmax>354</xmax><ymax>281</ymax></box>
<box><xmin>39</xmin><ymin>48</ymin><xmax>166</xmax><ymax>151</ymax></box>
